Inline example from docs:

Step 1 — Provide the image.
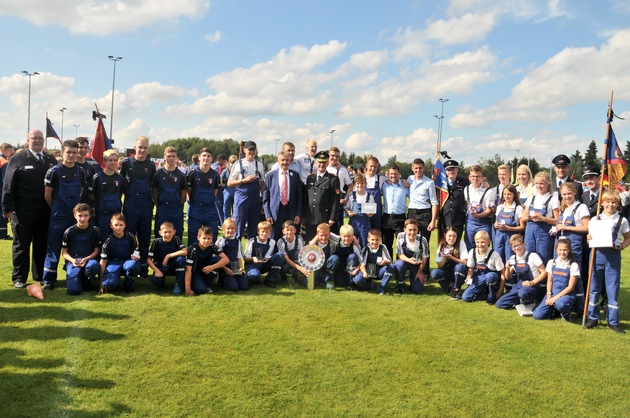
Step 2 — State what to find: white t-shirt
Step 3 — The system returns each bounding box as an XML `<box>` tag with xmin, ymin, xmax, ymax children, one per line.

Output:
<box><xmin>558</xmin><ymin>201</ymin><xmax>590</xmax><ymax>227</ymax></box>
<box><xmin>524</xmin><ymin>192</ymin><xmax>559</xmax><ymax>216</ymax></box>
<box><xmin>228</xmin><ymin>158</ymin><xmax>266</xmax><ymax>182</ymax></box>
<box><xmin>506</xmin><ymin>251</ymin><xmax>544</xmax><ymax>278</ymax></box>
<box><xmin>435</xmin><ymin>240</ymin><xmax>469</xmax><ymax>264</ymax></box>
<box><xmin>467</xmin><ymin>248</ymin><xmax>505</xmax><ymax>271</ymax></box>
<box><xmin>327</xmin><ymin>164</ymin><xmax>352</xmax><ymax>190</ymax></box>
<box><xmin>545</xmin><ymin>259</ymin><xmax>581</xmax><ymax>278</ymax></box>
<box><xmin>495</xmin><ymin>202</ymin><xmax>524</xmax><ymax>225</ymax></box>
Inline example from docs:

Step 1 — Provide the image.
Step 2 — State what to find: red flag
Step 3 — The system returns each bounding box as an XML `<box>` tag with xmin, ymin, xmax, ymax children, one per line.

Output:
<box><xmin>91</xmin><ymin>118</ymin><xmax>108</xmax><ymax>168</ymax></box>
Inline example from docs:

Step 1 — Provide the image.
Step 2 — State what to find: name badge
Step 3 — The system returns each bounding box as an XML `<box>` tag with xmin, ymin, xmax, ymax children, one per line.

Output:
<box><xmin>25</xmin><ymin>165</ymin><xmax>34</xmax><ymax>170</ymax></box>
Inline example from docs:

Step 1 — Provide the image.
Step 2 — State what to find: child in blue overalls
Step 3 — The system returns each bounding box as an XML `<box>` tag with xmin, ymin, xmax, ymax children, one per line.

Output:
<box><xmin>147</xmin><ymin>221</ymin><xmax>187</xmax><ymax>295</ymax></box>
<box><xmin>364</xmin><ymin>157</ymin><xmax>386</xmax><ymax>229</ymax></box>
<box><xmin>184</xmin><ymin>225</ymin><xmax>230</xmax><ymax>295</ymax></box>
<box><xmin>585</xmin><ymin>190</ymin><xmax>630</xmax><ymax>333</ymax></box>
<box><xmin>61</xmin><ymin>203</ymin><xmax>101</xmax><ymax>295</ymax></box>
<box><xmin>333</xmin><ymin>224</ymin><xmax>362</xmax><ymax>287</ymax></box>
<box><xmin>43</xmin><ymin>139</ymin><xmax>87</xmax><ymax>289</ymax></box>
<box><xmin>493</xmin><ymin>184</ymin><xmax>524</xmax><ymax>263</ymax></box>
<box><xmin>495</xmin><ymin>234</ymin><xmax>546</xmax><ymax>311</ymax></box>
<box><xmin>244</xmin><ymin>221</ymin><xmax>284</xmax><ymax>288</ymax></box>
<box><xmin>99</xmin><ymin>213</ymin><xmax>141</xmax><ymax>293</ymax></box>
<box><xmin>186</xmin><ymin>147</ymin><xmax>220</xmax><ymax>246</ymax></box>
<box><xmin>344</xmin><ymin>173</ymin><xmax>374</xmax><ymax>248</ymax></box>
<box><xmin>394</xmin><ymin>218</ymin><xmax>429</xmax><ymax>294</ymax></box>
<box><xmin>89</xmin><ymin>149</ymin><xmax>125</xmax><ymax>240</ymax></box>
<box><xmin>152</xmin><ymin>147</ymin><xmax>187</xmax><ymax>240</ymax></box>
<box><xmin>553</xmin><ymin>182</ymin><xmax>590</xmax><ymax>265</ymax></box>
<box><xmin>306</xmin><ymin>223</ymin><xmax>344</xmax><ymax>289</ymax></box>
<box><xmin>533</xmin><ymin>238</ymin><xmax>580</xmax><ymax>321</ymax></box>
<box><xmin>523</xmin><ymin>171</ymin><xmax>559</xmax><ymax>264</ymax></box>
<box><xmin>350</xmin><ymin>228</ymin><xmax>395</xmax><ymax>294</ymax></box>
<box><xmin>463</xmin><ymin>165</ymin><xmax>496</xmax><ymax>251</ymax></box>
<box><xmin>215</xmin><ymin>218</ymin><xmax>249</xmax><ymax>292</ymax></box>
<box><xmin>276</xmin><ymin>221</ymin><xmax>309</xmax><ymax>286</ymax></box>
<box><xmin>227</xmin><ymin>141</ymin><xmax>266</xmax><ymax>240</ymax></box>
<box><xmin>431</xmin><ymin>227</ymin><xmax>469</xmax><ymax>299</ymax></box>
<box><xmin>462</xmin><ymin>231</ymin><xmax>504</xmax><ymax>304</ymax></box>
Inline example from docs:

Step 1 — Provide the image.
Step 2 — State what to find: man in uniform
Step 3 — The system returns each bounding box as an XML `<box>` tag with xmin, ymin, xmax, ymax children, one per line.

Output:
<box><xmin>438</xmin><ymin>158</ymin><xmax>469</xmax><ymax>241</ymax></box>
<box><xmin>303</xmin><ymin>150</ymin><xmax>340</xmax><ymax>241</ymax></box>
<box><xmin>551</xmin><ymin>154</ymin><xmax>583</xmax><ymax>203</ymax></box>
<box><xmin>120</xmin><ymin>136</ymin><xmax>156</xmax><ymax>277</ymax></box>
<box><xmin>2</xmin><ymin>130</ymin><xmax>57</xmax><ymax>287</ymax></box>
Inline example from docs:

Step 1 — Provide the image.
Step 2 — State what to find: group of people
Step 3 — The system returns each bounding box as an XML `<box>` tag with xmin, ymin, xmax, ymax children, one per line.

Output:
<box><xmin>2</xmin><ymin>130</ymin><xmax>628</xmax><ymax>333</ymax></box>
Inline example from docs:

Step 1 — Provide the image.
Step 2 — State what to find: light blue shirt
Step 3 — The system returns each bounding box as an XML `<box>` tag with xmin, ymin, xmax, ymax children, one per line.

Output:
<box><xmin>381</xmin><ymin>181</ymin><xmax>409</xmax><ymax>215</ymax></box>
<box><xmin>407</xmin><ymin>175</ymin><xmax>438</xmax><ymax>209</ymax></box>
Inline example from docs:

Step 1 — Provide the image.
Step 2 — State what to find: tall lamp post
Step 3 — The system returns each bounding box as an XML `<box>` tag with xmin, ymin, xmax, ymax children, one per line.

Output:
<box><xmin>59</xmin><ymin>107</ymin><xmax>67</xmax><ymax>141</ymax></box>
<box><xmin>21</xmin><ymin>70</ymin><xmax>39</xmax><ymax>135</ymax></box>
<box><xmin>329</xmin><ymin>129</ymin><xmax>335</xmax><ymax>148</ymax></box>
<box><xmin>73</xmin><ymin>124</ymin><xmax>80</xmax><ymax>138</ymax></box>
<box><xmin>274</xmin><ymin>138</ymin><xmax>279</xmax><ymax>154</ymax></box>
<box><xmin>437</xmin><ymin>98</ymin><xmax>449</xmax><ymax>150</ymax></box>
<box><xmin>108</xmin><ymin>56</ymin><xmax>123</xmax><ymax>141</ymax></box>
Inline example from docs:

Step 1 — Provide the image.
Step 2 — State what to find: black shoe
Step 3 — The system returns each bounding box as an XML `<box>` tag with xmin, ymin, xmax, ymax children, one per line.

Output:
<box><xmin>347</xmin><ymin>282</ymin><xmax>359</xmax><ymax>292</ymax></box>
<box><xmin>13</xmin><ymin>281</ymin><xmax>27</xmax><ymax>289</ymax></box>
<box><xmin>609</xmin><ymin>324</ymin><xmax>625</xmax><ymax>334</ymax></box>
<box><xmin>2</xmin><ymin>236</ymin><xmax>12</xmax><ymax>240</ymax></box>
<box><xmin>43</xmin><ymin>283</ymin><xmax>54</xmax><ymax>290</ymax></box>
<box><xmin>264</xmin><ymin>281</ymin><xmax>277</xmax><ymax>288</ymax></box>
<box><xmin>396</xmin><ymin>286</ymin><xmax>404</xmax><ymax>295</ymax></box>
<box><xmin>584</xmin><ymin>319</ymin><xmax>598</xmax><ymax>329</ymax></box>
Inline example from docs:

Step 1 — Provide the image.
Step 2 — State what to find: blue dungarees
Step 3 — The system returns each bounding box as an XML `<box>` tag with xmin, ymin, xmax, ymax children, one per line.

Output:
<box><xmin>43</xmin><ymin>165</ymin><xmax>83</xmax><ymax>286</ymax></box>
<box><xmin>461</xmin><ymin>249</ymin><xmax>500</xmax><ymax>303</ymax></box>
<box><xmin>187</xmin><ymin>167</ymin><xmax>220</xmax><ymax>246</ymax></box>
<box><xmin>494</xmin><ymin>204</ymin><xmax>518</xmax><ymax>263</ymax></box>
<box><xmin>365</xmin><ymin>175</ymin><xmax>382</xmax><ymax>229</ymax></box>
<box><xmin>347</xmin><ymin>191</ymin><xmax>373</xmax><ymax>248</ymax></box>
<box><xmin>234</xmin><ymin>160</ymin><xmax>263</xmax><ymax>240</ymax></box>
<box><xmin>524</xmin><ymin>195</ymin><xmax>554</xmax><ymax>263</ymax></box>
<box><xmin>533</xmin><ymin>262</ymin><xmax>576</xmax><ymax>320</ymax></box>
<box><xmin>216</xmin><ymin>236</ymin><xmax>248</xmax><ymax>291</ymax></box>
<box><xmin>64</xmin><ymin>225</ymin><xmax>100</xmax><ymax>295</ymax></box>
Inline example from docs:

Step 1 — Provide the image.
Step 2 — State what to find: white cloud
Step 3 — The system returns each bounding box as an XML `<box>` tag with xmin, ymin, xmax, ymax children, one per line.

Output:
<box><xmin>424</xmin><ymin>12</ymin><xmax>497</xmax><ymax>45</ymax></box>
<box><xmin>204</xmin><ymin>30</ymin><xmax>222</xmax><ymax>44</ymax></box>
<box><xmin>338</xmin><ymin>46</ymin><xmax>498</xmax><ymax>118</ymax></box>
<box><xmin>505</xmin><ymin>28</ymin><xmax>630</xmax><ymax>110</ymax></box>
<box><xmin>125</xmin><ymin>82</ymin><xmax>198</xmax><ymax>108</ymax></box>
<box><xmin>0</xmin><ymin>0</ymin><xmax>211</xmax><ymax>35</ymax></box>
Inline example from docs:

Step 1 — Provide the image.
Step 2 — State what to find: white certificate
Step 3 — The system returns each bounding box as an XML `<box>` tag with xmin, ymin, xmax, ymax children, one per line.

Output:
<box><xmin>588</xmin><ymin>218</ymin><xmax>614</xmax><ymax>248</ymax></box>
<box><xmin>362</xmin><ymin>202</ymin><xmax>377</xmax><ymax>214</ymax></box>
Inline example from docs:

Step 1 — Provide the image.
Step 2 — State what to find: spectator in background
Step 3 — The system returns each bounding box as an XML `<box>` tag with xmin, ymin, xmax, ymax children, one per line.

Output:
<box><xmin>0</xmin><ymin>143</ymin><xmax>15</xmax><ymax>240</ymax></box>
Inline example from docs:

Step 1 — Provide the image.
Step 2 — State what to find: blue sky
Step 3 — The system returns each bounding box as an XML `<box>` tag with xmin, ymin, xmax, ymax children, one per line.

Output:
<box><xmin>2</xmin><ymin>0</ymin><xmax>630</xmax><ymax>165</ymax></box>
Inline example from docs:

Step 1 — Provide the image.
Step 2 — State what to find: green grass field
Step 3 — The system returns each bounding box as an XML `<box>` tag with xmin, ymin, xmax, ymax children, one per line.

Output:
<box><xmin>1</xmin><ymin>234</ymin><xmax>630</xmax><ymax>417</ymax></box>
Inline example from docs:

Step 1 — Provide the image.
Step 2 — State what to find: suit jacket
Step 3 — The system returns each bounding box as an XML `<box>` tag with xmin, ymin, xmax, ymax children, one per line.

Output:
<box><xmin>440</xmin><ymin>175</ymin><xmax>469</xmax><ymax>228</ymax></box>
<box><xmin>263</xmin><ymin>169</ymin><xmax>302</xmax><ymax>221</ymax></box>
<box><xmin>303</xmin><ymin>171</ymin><xmax>340</xmax><ymax>225</ymax></box>
<box><xmin>552</xmin><ymin>177</ymin><xmax>584</xmax><ymax>203</ymax></box>
<box><xmin>581</xmin><ymin>190</ymin><xmax>600</xmax><ymax>218</ymax></box>
<box><xmin>2</xmin><ymin>148</ymin><xmax>56</xmax><ymax>224</ymax></box>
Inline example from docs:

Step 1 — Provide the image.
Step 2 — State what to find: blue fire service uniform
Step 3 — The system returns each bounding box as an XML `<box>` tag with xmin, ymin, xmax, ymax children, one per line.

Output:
<box><xmin>186</xmin><ymin>166</ymin><xmax>220</xmax><ymax>246</ymax></box>
<box><xmin>152</xmin><ymin>166</ymin><xmax>187</xmax><ymax>239</ymax></box>
<box><xmin>42</xmin><ymin>164</ymin><xmax>86</xmax><ymax>287</ymax></box>
<box><xmin>89</xmin><ymin>171</ymin><xmax>125</xmax><ymax>240</ymax></box>
<box><xmin>62</xmin><ymin>224</ymin><xmax>101</xmax><ymax>295</ymax></box>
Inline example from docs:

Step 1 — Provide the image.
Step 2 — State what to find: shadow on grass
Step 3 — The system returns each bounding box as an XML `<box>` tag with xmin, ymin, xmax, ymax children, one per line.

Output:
<box><xmin>0</xmin><ymin>306</ymin><xmax>128</xmax><ymax>322</ymax></box>
<box><xmin>0</xmin><ymin>350</ymin><xmax>130</xmax><ymax>417</ymax></box>
<box><xmin>2</xmin><ymin>325</ymin><xmax>125</xmax><ymax>342</ymax></box>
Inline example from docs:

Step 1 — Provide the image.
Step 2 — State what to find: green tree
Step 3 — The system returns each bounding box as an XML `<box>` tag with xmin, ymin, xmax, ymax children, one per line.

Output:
<box><xmin>477</xmin><ymin>154</ymin><xmax>504</xmax><ymax>185</ymax></box>
<box><xmin>584</xmin><ymin>140</ymin><xmax>599</xmax><ymax>167</ymax></box>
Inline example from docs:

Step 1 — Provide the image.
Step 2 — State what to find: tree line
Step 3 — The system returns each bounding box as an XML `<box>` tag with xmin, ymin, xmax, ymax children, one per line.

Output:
<box><xmin>146</xmin><ymin>137</ymin><xmax>630</xmax><ymax>184</ymax></box>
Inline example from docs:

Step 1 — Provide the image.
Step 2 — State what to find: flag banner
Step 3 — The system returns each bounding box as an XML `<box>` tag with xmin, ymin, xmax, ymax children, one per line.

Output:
<box><xmin>91</xmin><ymin>117</ymin><xmax>111</xmax><ymax>168</ymax></box>
<box><xmin>602</xmin><ymin>124</ymin><xmax>627</xmax><ymax>188</ymax></box>
<box><xmin>433</xmin><ymin>153</ymin><xmax>449</xmax><ymax>208</ymax></box>
<box><xmin>45</xmin><ymin>117</ymin><xmax>62</xmax><ymax>145</ymax></box>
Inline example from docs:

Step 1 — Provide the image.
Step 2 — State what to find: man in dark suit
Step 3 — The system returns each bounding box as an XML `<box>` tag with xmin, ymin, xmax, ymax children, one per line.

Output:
<box><xmin>264</xmin><ymin>151</ymin><xmax>303</xmax><ymax>239</ymax></box>
<box><xmin>551</xmin><ymin>154</ymin><xmax>583</xmax><ymax>203</ymax></box>
<box><xmin>2</xmin><ymin>130</ymin><xmax>57</xmax><ymax>287</ymax></box>
<box><xmin>303</xmin><ymin>150</ymin><xmax>340</xmax><ymax>241</ymax></box>
<box><xmin>438</xmin><ymin>158</ymin><xmax>469</xmax><ymax>241</ymax></box>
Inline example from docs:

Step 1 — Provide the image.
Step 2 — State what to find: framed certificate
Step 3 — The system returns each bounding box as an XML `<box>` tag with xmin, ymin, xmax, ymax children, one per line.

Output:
<box><xmin>362</xmin><ymin>202</ymin><xmax>377</xmax><ymax>214</ymax></box>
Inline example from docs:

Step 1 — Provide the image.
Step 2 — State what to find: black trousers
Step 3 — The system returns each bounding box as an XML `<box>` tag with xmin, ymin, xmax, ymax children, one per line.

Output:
<box><xmin>382</xmin><ymin>213</ymin><xmax>406</xmax><ymax>256</ymax></box>
<box><xmin>11</xmin><ymin>211</ymin><xmax>50</xmax><ymax>284</ymax></box>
